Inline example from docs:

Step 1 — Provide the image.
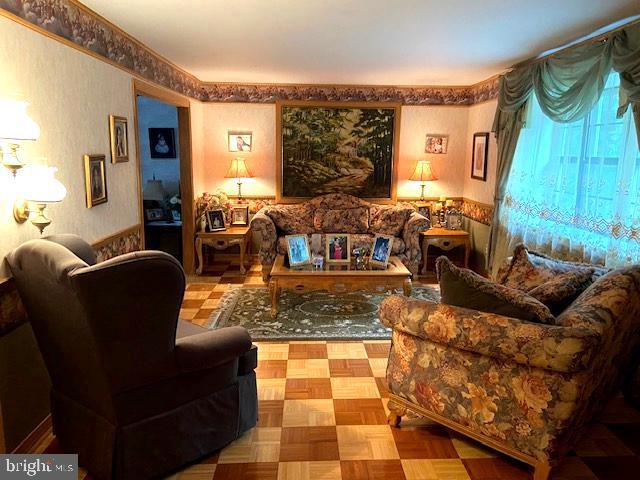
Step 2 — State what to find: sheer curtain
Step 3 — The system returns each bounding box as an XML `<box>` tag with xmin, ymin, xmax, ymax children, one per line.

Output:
<box><xmin>500</xmin><ymin>73</ymin><xmax>640</xmax><ymax>267</ymax></box>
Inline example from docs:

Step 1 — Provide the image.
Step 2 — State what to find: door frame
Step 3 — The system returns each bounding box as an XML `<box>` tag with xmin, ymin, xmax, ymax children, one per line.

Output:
<box><xmin>131</xmin><ymin>79</ymin><xmax>196</xmax><ymax>274</ymax></box>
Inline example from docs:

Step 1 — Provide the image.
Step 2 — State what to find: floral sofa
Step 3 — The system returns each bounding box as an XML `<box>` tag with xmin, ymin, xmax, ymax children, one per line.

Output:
<box><xmin>379</xmin><ymin>246</ymin><xmax>640</xmax><ymax>480</ymax></box>
<box><xmin>251</xmin><ymin>193</ymin><xmax>430</xmax><ymax>280</ymax></box>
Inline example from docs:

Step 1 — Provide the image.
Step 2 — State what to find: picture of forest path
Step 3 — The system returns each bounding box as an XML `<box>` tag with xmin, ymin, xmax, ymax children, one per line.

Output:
<box><xmin>281</xmin><ymin>105</ymin><xmax>396</xmax><ymax>199</ymax></box>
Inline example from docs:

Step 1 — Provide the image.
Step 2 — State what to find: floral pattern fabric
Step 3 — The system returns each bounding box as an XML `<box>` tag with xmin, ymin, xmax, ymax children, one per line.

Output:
<box><xmin>380</xmin><ymin>263</ymin><xmax>640</xmax><ymax>464</ymax></box>
<box><xmin>436</xmin><ymin>256</ymin><xmax>556</xmax><ymax>324</ymax></box>
<box><xmin>528</xmin><ymin>269</ymin><xmax>595</xmax><ymax>315</ymax></box>
<box><xmin>370</xmin><ymin>205</ymin><xmax>412</xmax><ymax>237</ymax></box>
<box><xmin>313</xmin><ymin>207</ymin><xmax>370</xmax><ymax>233</ymax></box>
<box><xmin>251</xmin><ymin>194</ymin><xmax>429</xmax><ymax>275</ymax></box>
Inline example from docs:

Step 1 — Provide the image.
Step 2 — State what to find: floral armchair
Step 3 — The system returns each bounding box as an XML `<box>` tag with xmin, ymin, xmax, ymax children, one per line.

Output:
<box><xmin>251</xmin><ymin>193</ymin><xmax>429</xmax><ymax>280</ymax></box>
<box><xmin>379</xmin><ymin>253</ymin><xmax>640</xmax><ymax>480</ymax></box>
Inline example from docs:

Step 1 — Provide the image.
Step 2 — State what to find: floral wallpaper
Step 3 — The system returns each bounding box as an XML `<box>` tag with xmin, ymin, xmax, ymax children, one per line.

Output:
<box><xmin>0</xmin><ymin>0</ymin><xmax>499</xmax><ymax>105</ymax></box>
<box><xmin>94</xmin><ymin>226</ymin><xmax>143</xmax><ymax>262</ymax></box>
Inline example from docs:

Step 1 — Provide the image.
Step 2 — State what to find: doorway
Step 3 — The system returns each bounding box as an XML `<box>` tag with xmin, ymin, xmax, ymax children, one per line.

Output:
<box><xmin>132</xmin><ymin>80</ymin><xmax>195</xmax><ymax>274</ymax></box>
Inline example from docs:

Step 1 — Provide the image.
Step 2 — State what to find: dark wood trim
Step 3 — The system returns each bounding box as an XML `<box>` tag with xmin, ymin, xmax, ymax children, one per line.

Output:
<box><xmin>10</xmin><ymin>415</ymin><xmax>51</xmax><ymax>454</ymax></box>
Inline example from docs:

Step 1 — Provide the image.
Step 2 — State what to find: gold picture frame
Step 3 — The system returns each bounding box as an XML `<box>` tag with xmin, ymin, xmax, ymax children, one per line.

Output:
<box><xmin>370</xmin><ymin>234</ymin><xmax>394</xmax><ymax>269</ymax></box>
<box><xmin>325</xmin><ymin>234</ymin><xmax>351</xmax><ymax>264</ymax></box>
<box><xmin>84</xmin><ymin>154</ymin><xmax>108</xmax><ymax>208</ymax></box>
<box><xmin>231</xmin><ymin>204</ymin><xmax>250</xmax><ymax>226</ymax></box>
<box><xmin>109</xmin><ymin>115</ymin><xmax>129</xmax><ymax>163</ymax></box>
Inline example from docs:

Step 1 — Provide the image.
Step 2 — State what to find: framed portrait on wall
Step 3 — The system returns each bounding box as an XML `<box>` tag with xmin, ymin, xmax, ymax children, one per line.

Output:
<box><xmin>471</xmin><ymin>132</ymin><xmax>489</xmax><ymax>181</ymax></box>
<box><xmin>228</xmin><ymin>131</ymin><xmax>252</xmax><ymax>152</ymax></box>
<box><xmin>109</xmin><ymin>115</ymin><xmax>129</xmax><ymax>163</ymax></box>
<box><xmin>84</xmin><ymin>154</ymin><xmax>108</xmax><ymax>208</ymax></box>
<box><xmin>149</xmin><ymin>127</ymin><xmax>176</xmax><ymax>158</ymax></box>
<box><xmin>276</xmin><ymin>101</ymin><xmax>400</xmax><ymax>203</ymax></box>
<box><xmin>425</xmin><ymin>134</ymin><xmax>448</xmax><ymax>154</ymax></box>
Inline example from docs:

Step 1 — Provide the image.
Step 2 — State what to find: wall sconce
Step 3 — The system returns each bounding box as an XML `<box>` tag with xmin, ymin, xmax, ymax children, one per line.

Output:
<box><xmin>224</xmin><ymin>157</ymin><xmax>253</xmax><ymax>198</ymax></box>
<box><xmin>14</xmin><ymin>165</ymin><xmax>67</xmax><ymax>234</ymax></box>
<box><xmin>0</xmin><ymin>99</ymin><xmax>40</xmax><ymax>176</ymax></box>
<box><xmin>409</xmin><ymin>160</ymin><xmax>438</xmax><ymax>201</ymax></box>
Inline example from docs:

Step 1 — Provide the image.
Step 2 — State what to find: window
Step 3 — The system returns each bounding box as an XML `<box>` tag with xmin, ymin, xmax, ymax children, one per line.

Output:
<box><xmin>502</xmin><ymin>73</ymin><xmax>640</xmax><ymax>266</ymax></box>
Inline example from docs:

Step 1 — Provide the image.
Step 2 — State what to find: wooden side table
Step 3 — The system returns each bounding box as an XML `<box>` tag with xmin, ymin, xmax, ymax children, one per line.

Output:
<box><xmin>195</xmin><ymin>226</ymin><xmax>252</xmax><ymax>275</ymax></box>
<box><xmin>421</xmin><ymin>227</ymin><xmax>471</xmax><ymax>273</ymax></box>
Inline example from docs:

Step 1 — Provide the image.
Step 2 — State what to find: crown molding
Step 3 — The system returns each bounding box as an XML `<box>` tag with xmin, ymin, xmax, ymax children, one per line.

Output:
<box><xmin>0</xmin><ymin>0</ymin><xmax>499</xmax><ymax>105</ymax></box>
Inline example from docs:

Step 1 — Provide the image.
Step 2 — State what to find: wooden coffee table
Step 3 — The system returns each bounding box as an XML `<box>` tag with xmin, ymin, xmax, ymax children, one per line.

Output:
<box><xmin>268</xmin><ymin>255</ymin><xmax>412</xmax><ymax>318</ymax></box>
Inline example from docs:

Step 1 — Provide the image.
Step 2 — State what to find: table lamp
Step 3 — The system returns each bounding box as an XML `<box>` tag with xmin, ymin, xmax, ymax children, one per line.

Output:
<box><xmin>409</xmin><ymin>160</ymin><xmax>437</xmax><ymax>201</ymax></box>
<box><xmin>14</xmin><ymin>165</ymin><xmax>66</xmax><ymax>234</ymax></box>
<box><xmin>0</xmin><ymin>99</ymin><xmax>40</xmax><ymax>176</ymax></box>
<box><xmin>143</xmin><ymin>176</ymin><xmax>166</xmax><ymax>201</ymax></box>
<box><xmin>225</xmin><ymin>157</ymin><xmax>253</xmax><ymax>198</ymax></box>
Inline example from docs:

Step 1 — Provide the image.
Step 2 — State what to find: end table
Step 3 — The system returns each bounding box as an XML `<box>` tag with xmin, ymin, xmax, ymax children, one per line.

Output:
<box><xmin>195</xmin><ymin>226</ymin><xmax>252</xmax><ymax>275</ymax></box>
<box><xmin>421</xmin><ymin>227</ymin><xmax>471</xmax><ymax>273</ymax></box>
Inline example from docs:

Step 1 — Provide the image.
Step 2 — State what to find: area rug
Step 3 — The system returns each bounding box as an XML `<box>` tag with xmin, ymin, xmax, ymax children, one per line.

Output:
<box><xmin>206</xmin><ymin>286</ymin><xmax>440</xmax><ymax>340</ymax></box>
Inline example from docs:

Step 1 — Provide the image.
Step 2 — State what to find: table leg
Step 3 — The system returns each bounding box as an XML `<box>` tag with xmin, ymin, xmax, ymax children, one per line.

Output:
<box><xmin>195</xmin><ymin>237</ymin><xmax>204</xmax><ymax>275</ymax></box>
<box><xmin>239</xmin><ymin>238</ymin><xmax>247</xmax><ymax>275</ymax></box>
<box><xmin>269</xmin><ymin>280</ymin><xmax>280</xmax><ymax>318</ymax></box>
<box><xmin>403</xmin><ymin>278</ymin><xmax>412</xmax><ymax>297</ymax></box>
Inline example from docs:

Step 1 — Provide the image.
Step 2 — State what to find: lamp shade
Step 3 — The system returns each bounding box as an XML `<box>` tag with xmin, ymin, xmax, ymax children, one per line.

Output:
<box><xmin>17</xmin><ymin>165</ymin><xmax>66</xmax><ymax>203</ymax></box>
<box><xmin>225</xmin><ymin>157</ymin><xmax>253</xmax><ymax>179</ymax></box>
<box><xmin>0</xmin><ymin>99</ymin><xmax>40</xmax><ymax>142</ymax></box>
<box><xmin>143</xmin><ymin>178</ymin><xmax>166</xmax><ymax>201</ymax></box>
<box><xmin>409</xmin><ymin>160</ymin><xmax>437</xmax><ymax>182</ymax></box>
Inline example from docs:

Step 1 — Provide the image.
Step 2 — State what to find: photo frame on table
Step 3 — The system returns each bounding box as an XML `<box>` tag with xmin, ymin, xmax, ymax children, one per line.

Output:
<box><xmin>149</xmin><ymin>127</ymin><xmax>176</xmax><ymax>158</ymax></box>
<box><xmin>425</xmin><ymin>134</ymin><xmax>448</xmax><ymax>154</ymax></box>
<box><xmin>109</xmin><ymin>115</ymin><xmax>129</xmax><ymax>163</ymax></box>
<box><xmin>206</xmin><ymin>209</ymin><xmax>226</xmax><ymax>232</ymax></box>
<box><xmin>228</xmin><ymin>130</ymin><xmax>252</xmax><ymax>152</ymax></box>
<box><xmin>370</xmin><ymin>234</ymin><xmax>394</xmax><ymax>269</ymax></box>
<box><xmin>145</xmin><ymin>208</ymin><xmax>164</xmax><ymax>221</ymax></box>
<box><xmin>230</xmin><ymin>204</ymin><xmax>250</xmax><ymax>226</ymax></box>
<box><xmin>286</xmin><ymin>234</ymin><xmax>311</xmax><ymax>267</ymax></box>
<box><xmin>84</xmin><ymin>154</ymin><xmax>108</xmax><ymax>208</ymax></box>
<box><xmin>471</xmin><ymin>132</ymin><xmax>489</xmax><ymax>181</ymax></box>
<box><xmin>325</xmin><ymin>234</ymin><xmax>351</xmax><ymax>264</ymax></box>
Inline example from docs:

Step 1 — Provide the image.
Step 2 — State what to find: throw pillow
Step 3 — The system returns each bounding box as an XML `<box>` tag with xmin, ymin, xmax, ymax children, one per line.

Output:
<box><xmin>437</xmin><ymin>256</ymin><xmax>555</xmax><ymax>324</ymax></box>
<box><xmin>313</xmin><ymin>207</ymin><xmax>369</xmax><ymax>233</ymax></box>
<box><xmin>528</xmin><ymin>268</ymin><xmax>594</xmax><ymax>315</ymax></box>
<box><xmin>369</xmin><ymin>205</ymin><xmax>412</xmax><ymax>237</ymax></box>
<box><xmin>265</xmin><ymin>204</ymin><xmax>315</xmax><ymax>234</ymax></box>
<box><xmin>500</xmin><ymin>244</ymin><xmax>557</xmax><ymax>291</ymax></box>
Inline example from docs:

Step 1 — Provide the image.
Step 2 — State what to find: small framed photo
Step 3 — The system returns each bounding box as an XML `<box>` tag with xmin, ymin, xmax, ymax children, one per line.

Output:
<box><xmin>145</xmin><ymin>208</ymin><xmax>164</xmax><ymax>221</ymax></box>
<box><xmin>416</xmin><ymin>202</ymin><xmax>432</xmax><ymax>222</ymax></box>
<box><xmin>370</xmin><ymin>234</ymin><xmax>394</xmax><ymax>269</ymax></box>
<box><xmin>471</xmin><ymin>132</ymin><xmax>489</xmax><ymax>181</ymax></box>
<box><xmin>84</xmin><ymin>154</ymin><xmax>108</xmax><ymax>208</ymax></box>
<box><xmin>326</xmin><ymin>234</ymin><xmax>351</xmax><ymax>264</ymax></box>
<box><xmin>149</xmin><ymin>127</ymin><xmax>176</xmax><ymax>158</ymax></box>
<box><xmin>171</xmin><ymin>210</ymin><xmax>181</xmax><ymax>222</ymax></box>
<box><xmin>109</xmin><ymin>115</ymin><xmax>129</xmax><ymax>163</ymax></box>
<box><xmin>206</xmin><ymin>209</ymin><xmax>226</xmax><ymax>232</ymax></box>
<box><xmin>228</xmin><ymin>130</ymin><xmax>252</xmax><ymax>152</ymax></box>
<box><xmin>425</xmin><ymin>134</ymin><xmax>448</xmax><ymax>154</ymax></box>
<box><xmin>231</xmin><ymin>204</ymin><xmax>250</xmax><ymax>226</ymax></box>
<box><xmin>286</xmin><ymin>234</ymin><xmax>311</xmax><ymax>267</ymax></box>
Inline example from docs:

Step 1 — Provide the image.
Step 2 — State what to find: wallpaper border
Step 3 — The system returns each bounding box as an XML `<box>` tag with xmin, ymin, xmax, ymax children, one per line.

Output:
<box><xmin>0</xmin><ymin>1</ymin><xmax>499</xmax><ymax>105</ymax></box>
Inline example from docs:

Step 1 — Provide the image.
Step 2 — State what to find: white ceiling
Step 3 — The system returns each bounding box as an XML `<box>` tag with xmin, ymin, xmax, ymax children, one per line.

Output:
<box><xmin>81</xmin><ymin>0</ymin><xmax>639</xmax><ymax>86</ymax></box>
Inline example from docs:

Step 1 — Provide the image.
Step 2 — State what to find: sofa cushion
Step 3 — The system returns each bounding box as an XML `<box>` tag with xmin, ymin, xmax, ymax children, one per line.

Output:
<box><xmin>369</xmin><ymin>205</ymin><xmax>412</xmax><ymax>237</ymax></box>
<box><xmin>313</xmin><ymin>207</ymin><xmax>369</xmax><ymax>233</ymax></box>
<box><xmin>528</xmin><ymin>268</ymin><xmax>595</xmax><ymax>315</ymax></box>
<box><xmin>437</xmin><ymin>256</ymin><xmax>555</xmax><ymax>324</ymax></box>
<box><xmin>276</xmin><ymin>234</ymin><xmax>405</xmax><ymax>256</ymax></box>
<box><xmin>265</xmin><ymin>204</ymin><xmax>315</xmax><ymax>234</ymax></box>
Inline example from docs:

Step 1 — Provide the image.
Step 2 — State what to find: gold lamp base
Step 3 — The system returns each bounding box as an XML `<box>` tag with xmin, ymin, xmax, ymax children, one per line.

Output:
<box><xmin>2</xmin><ymin>143</ymin><xmax>25</xmax><ymax>177</ymax></box>
<box><xmin>14</xmin><ymin>201</ymin><xmax>51</xmax><ymax>234</ymax></box>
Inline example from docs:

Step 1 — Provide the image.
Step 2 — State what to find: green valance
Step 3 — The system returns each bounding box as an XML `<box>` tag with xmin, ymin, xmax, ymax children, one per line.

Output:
<box><xmin>492</xmin><ymin>21</ymin><xmax>640</xmax><ymax>136</ymax></box>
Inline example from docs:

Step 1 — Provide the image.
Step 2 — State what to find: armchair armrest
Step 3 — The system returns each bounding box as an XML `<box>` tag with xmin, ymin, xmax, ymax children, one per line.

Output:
<box><xmin>175</xmin><ymin>326</ymin><xmax>252</xmax><ymax>373</ymax></box>
<box><xmin>250</xmin><ymin>208</ymin><xmax>278</xmax><ymax>265</ymax></box>
<box><xmin>380</xmin><ymin>295</ymin><xmax>599</xmax><ymax>373</ymax></box>
<box><xmin>402</xmin><ymin>211</ymin><xmax>430</xmax><ymax>263</ymax></box>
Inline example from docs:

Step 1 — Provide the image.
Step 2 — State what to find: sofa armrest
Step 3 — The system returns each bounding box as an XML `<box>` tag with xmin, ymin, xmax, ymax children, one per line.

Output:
<box><xmin>250</xmin><ymin>209</ymin><xmax>278</xmax><ymax>265</ymax></box>
<box><xmin>380</xmin><ymin>295</ymin><xmax>599</xmax><ymax>373</ymax></box>
<box><xmin>175</xmin><ymin>326</ymin><xmax>253</xmax><ymax>373</ymax></box>
<box><xmin>402</xmin><ymin>211</ymin><xmax>430</xmax><ymax>260</ymax></box>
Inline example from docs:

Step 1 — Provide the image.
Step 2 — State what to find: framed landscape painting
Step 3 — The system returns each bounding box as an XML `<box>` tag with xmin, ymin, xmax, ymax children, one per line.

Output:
<box><xmin>276</xmin><ymin>101</ymin><xmax>400</xmax><ymax>203</ymax></box>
